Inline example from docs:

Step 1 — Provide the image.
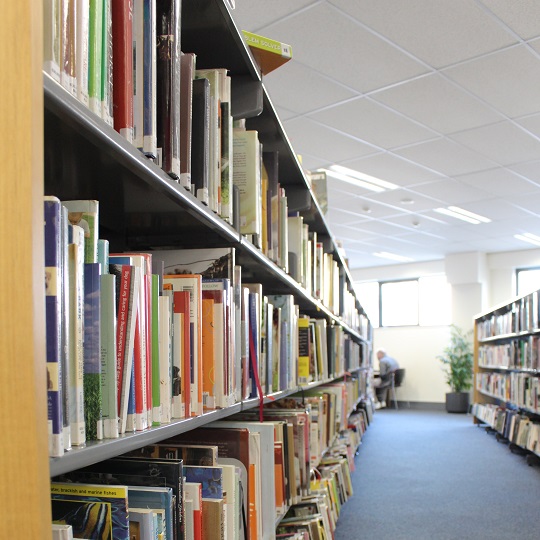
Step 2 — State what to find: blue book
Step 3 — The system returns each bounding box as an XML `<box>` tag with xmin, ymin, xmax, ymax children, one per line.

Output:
<box><xmin>128</xmin><ymin>486</ymin><xmax>174</xmax><ymax>540</ymax></box>
<box><xmin>44</xmin><ymin>196</ymin><xmax>64</xmax><ymax>457</ymax></box>
<box><xmin>83</xmin><ymin>262</ymin><xmax>103</xmax><ymax>441</ymax></box>
<box><xmin>183</xmin><ymin>465</ymin><xmax>223</xmax><ymax>499</ymax></box>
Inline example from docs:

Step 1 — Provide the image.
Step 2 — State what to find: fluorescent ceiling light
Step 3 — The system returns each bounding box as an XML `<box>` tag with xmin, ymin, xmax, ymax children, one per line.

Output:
<box><xmin>373</xmin><ymin>251</ymin><xmax>414</xmax><ymax>262</ymax></box>
<box><xmin>514</xmin><ymin>233</ymin><xmax>540</xmax><ymax>247</ymax></box>
<box><xmin>434</xmin><ymin>206</ymin><xmax>491</xmax><ymax>225</ymax></box>
<box><xmin>319</xmin><ymin>165</ymin><xmax>398</xmax><ymax>193</ymax></box>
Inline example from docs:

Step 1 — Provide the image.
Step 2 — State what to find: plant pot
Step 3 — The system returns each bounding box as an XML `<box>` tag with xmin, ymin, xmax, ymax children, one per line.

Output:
<box><xmin>445</xmin><ymin>392</ymin><xmax>469</xmax><ymax>413</ymax></box>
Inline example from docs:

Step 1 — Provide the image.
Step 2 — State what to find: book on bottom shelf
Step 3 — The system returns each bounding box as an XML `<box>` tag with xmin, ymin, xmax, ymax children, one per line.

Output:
<box><xmin>51</xmin><ymin>482</ymin><xmax>130</xmax><ymax>540</ymax></box>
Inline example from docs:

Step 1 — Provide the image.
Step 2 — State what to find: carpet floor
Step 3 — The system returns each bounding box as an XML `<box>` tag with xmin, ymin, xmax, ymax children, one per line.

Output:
<box><xmin>334</xmin><ymin>408</ymin><xmax>540</xmax><ymax>540</ymax></box>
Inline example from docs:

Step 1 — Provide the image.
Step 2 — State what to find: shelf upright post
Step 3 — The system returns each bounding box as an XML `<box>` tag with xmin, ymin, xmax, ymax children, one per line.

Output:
<box><xmin>0</xmin><ymin>1</ymin><xmax>52</xmax><ymax>538</ymax></box>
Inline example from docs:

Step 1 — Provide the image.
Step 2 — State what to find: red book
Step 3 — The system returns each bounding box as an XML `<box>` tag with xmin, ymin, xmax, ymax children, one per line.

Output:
<box><xmin>112</xmin><ymin>0</ymin><xmax>134</xmax><ymax>142</ymax></box>
<box><xmin>170</xmin><ymin>289</ymin><xmax>191</xmax><ymax>419</ymax></box>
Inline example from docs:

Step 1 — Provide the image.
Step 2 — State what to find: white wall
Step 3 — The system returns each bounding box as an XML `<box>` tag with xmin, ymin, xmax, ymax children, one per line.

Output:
<box><xmin>374</xmin><ymin>326</ymin><xmax>450</xmax><ymax>403</ymax></box>
<box><xmin>352</xmin><ymin>248</ymin><xmax>540</xmax><ymax>404</ymax></box>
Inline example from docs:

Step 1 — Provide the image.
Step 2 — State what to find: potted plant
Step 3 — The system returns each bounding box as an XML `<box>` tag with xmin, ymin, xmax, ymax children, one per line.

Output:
<box><xmin>437</xmin><ymin>325</ymin><xmax>474</xmax><ymax>413</ymax></box>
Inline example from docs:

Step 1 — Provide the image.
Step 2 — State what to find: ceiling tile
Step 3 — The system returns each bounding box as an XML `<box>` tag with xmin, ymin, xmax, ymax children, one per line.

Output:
<box><xmin>410</xmin><ymin>179</ymin><xmax>492</xmax><ymax>205</ymax></box>
<box><xmin>507</xmin><ymin>160</ymin><xmax>540</xmax><ymax>185</ymax></box>
<box><xmin>356</xmin><ymin>188</ymin><xmax>441</xmax><ymax>213</ymax></box>
<box><xmin>506</xmin><ymin>192</ymin><xmax>540</xmax><ymax>217</ymax></box>
<box><xmin>343</xmin><ymin>152</ymin><xmax>444</xmax><ymax>187</ymax></box>
<box><xmin>231</xmin><ymin>0</ymin><xmax>317</xmax><ymax>31</ymax></box>
<box><xmin>456</xmin><ymin>168</ymin><xmax>539</xmax><ymax>196</ymax></box>
<box><xmin>282</xmin><ymin>117</ymin><xmax>377</xmax><ymax>165</ymax></box>
<box><xmin>443</xmin><ymin>45</ymin><xmax>540</xmax><ymax>118</ymax></box>
<box><xmin>515</xmin><ymin>113</ymin><xmax>540</xmax><ymax>139</ymax></box>
<box><xmin>479</xmin><ymin>0</ymin><xmax>540</xmax><ymax>40</ymax></box>
<box><xmin>371</xmin><ymin>73</ymin><xmax>504</xmax><ymax>134</ymax></box>
<box><xmin>309</xmin><ymin>97</ymin><xmax>437</xmax><ymax>149</ymax></box>
<box><xmin>263</xmin><ymin>63</ymin><xmax>358</xmax><ymax>115</ymax></box>
<box><xmin>450</xmin><ymin>121</ymin><xmax>540</xmax><ymax>166</ymax></box>
<box><xmin>394</xmin><ymin>138</ymin><xmax>497</xmax><ymax>176</ymax></box>
<box><xmin>263</xmin><ymin>3</ymin><xmax>428</xmax><ymax>93</ymax></box>
<box><xmin>456</xmin><ymin>197</ymin><xmax>533</xmax><ymax>221</ymax></box>
<box><xmin>330</xmin><ymin>0</ymin><xmax>517</xmax><ymax>68</ymax></box>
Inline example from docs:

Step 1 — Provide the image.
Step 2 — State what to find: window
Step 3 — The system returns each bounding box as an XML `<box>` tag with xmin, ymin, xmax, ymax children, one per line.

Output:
<box><xmin>356</xmin><ymin>275</ymin><xmax>451</xmax><ymax>327</ymax></box>
<box><xmin>516</xmin><ymin>267</ymin><xmax>540</xmax><ymax>296</ymax></box>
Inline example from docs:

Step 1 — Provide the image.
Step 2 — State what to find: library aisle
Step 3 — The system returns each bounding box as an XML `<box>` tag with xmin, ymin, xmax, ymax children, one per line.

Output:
<box><xmin>335</xmin><ymin>409</ymin><xmax>540</xmax><ymax>540</ymax></box>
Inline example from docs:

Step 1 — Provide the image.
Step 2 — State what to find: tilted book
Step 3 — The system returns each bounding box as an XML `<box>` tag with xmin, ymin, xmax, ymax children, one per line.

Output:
<box><xmin>242</xmin><ymin>30</ymin><xmax>292</xmax><ymax>76</ymax></box>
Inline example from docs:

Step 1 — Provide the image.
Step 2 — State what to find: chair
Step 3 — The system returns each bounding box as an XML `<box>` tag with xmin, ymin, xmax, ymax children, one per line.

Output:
<box><xmin>388</xmin><ymin>368</ymin><xmax>409</xmax><ymax>409</ymax></box>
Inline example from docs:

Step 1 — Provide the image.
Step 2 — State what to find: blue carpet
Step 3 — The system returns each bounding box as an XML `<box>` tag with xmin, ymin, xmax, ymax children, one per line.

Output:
<box><xmin>335</xmin><ymin>409</ymin><xmax>540</xmax><ymax>540</ymax></box>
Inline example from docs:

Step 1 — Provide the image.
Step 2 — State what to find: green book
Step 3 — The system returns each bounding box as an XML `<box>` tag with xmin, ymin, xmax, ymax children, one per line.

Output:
<box><xmin>88</xmin><ymin>0</ymin><xmax>103</xmax><ymax>115</ymax></box>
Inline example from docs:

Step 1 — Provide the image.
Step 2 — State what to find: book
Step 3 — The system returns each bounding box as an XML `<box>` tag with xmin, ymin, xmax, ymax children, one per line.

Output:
<box><xmin>63</xmin><ymin>200</ymin><xmax>99</xmax><ymax>264</ymax></box>
<box><xmin>220</xmin><ymin>73</ymin><xmax>233</xmax><ymax>224</ymax></box>
<box><xmin>191</xmin><ymin>77</ymin><xmax>210</xmax><ymax>205</ymax></box>
<box><xmin>88</xmin><ymin>0</ymin><xmax>103</xmax><ymax>115</ymax></box>
<box><xmin>112</xmin><ymin>0</ymin><xmax>134</xmax><ymax>142</ymax></box>
<box><xmin>44</xmin><ymin>196</ymin><xmax>64</xmax><ymax>457</ymax></box>
<box><xmin>101</xmin><ymin>0</ymin><xmax>114</xmax><ymax>125</ymax></box>
<box><xmin>163</xmin><ymin>274</ymin><xmax>203</xmax><ymax>416</ymax></box>
<box><xmin>126</xmin><ymin>442</ymin><xmax>218</xmax><ymax>465</ymax></box>
<box><xmin>51</xmin><ymin>523</ymin><xmax>73</xmax><ymax>540</ymax></box>
<box><xmin>130</xmin><ymin>508</ymin><xmax>157</xmax><ymax>540</ymax></box>
<box><xmin>201</xmin><ymin>295</ymin><xmax>216</xmax><ymax>409</ymax></box>
<box><xmin>201</xmin><ymin>498</ymin><xmax>225</xmax><ymax>540</ymax></box>
<box><xmin>195</xmin><ymin>68</ymin><xmax>225</xmax><ymax>215</ymax></box>
<box><xmin>242</xmin><ymin>30</ymin><xmax>292</xmax><ymax>75</ymax></box>
<box><xmin>76</xmin><ymin>0</ymin><xmax>90</xmax><ymax>107</ymax></box>
<box><xmin>83</xmin><ymin>262</ymin><xmax>103</xmax><ymax>441</ymax></box>
<box><xmin>180</xmin><ymin>52</ymin><xmax>196</xmax><ymax>190</ymax></box>
<box><xmin>100</xmin><ymin>272</ymin><xmax>119</xmax><ymax>438</ymax></box>
<box><xmin>127</xmin><ymin>487</ymin><xmax>174</xmax><ymax>540</ymax></box>
<box><xmin>233</xmin><ymin>130</ymin><xmax>262</xmax><ymax>245</ymax></box>
<box><xmin>44</xmin><ymin>0</ymin><xmax>62</xmax><ymax>82</ymax></box>
<box><xmin>158</xmin><ymin>293</ymin><xmax>173</xmax><ymax>423</ymax></box>
<box><xmin>51</xmin><ymin>482</ymin><xmax>130</xmax><ymax>540</ymax></box>
<box><xmin>151</xmin><ymin>274</ymin><xmax>161</xmax><ymax>425</ymax></box>
<box><xmin>68</xmin><ymin>223</ymin><xmax>86</xmax><ymax>446</ymax></box>
<box><xmin>156</xmin><ymin>0</ymin><xmax>181</xmax><ymax>179</ymax></box>
<box><xmin>109</xmin><ymin>262</ymin><xmax>140</xmax><ymax>434</ymax></box>
<box><xmin>184</xmin><ymin>482</ymin><xmax>202</xmax><ymax>540</ymax></box>
<box><xmin>183</xmin><ymin>465</ymin><xmax>223</xmax><ymax>499</ymax></box>
<box><xmin>60</xmin><ymin>0</ymin><xmax>77</xmax><ymax>96</ymax></box>
<box><xmin>171</xmin><ymin>289</ymin><xmax>191</xmax><ymax>419</ymax></box>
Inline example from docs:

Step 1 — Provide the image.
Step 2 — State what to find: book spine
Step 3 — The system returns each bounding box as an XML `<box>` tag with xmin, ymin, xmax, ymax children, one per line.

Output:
<box><xmin>44</xmin><ymin>197</ymin><xmax>64</xmax><ymax>457</ymax></box>
<box><xmin>112</xmin><ymin>0</ymin><xmax>134</xmax><ymax>142</ymax></box>
<box><xmin>61</xmin><ymin>0</ymin><xmax>78</xmax><ymax>97</ymax></box>
<box><xmin>88</xmin><ymin>0</ymin><xmax>103</xmax><ymax>115</ymax></box>
<box><xmin>159</xmin><ymin>294</ymin><xmax>172</xmax><ymax>423</ymax></box>
<box><xmin>179</xmin><ymin>52</ymin><xmax>195</xmax><ymax>190</ymax></box>
<box><xmin>132</xmin><ymin>0</ymin><xmax>144</xmax><ymax>149</ymax></box>
<box><xmin>101</xmin><ymin>0</ymin><xmax>114</xmax><ymax>126</ymax></box>
<box><xmin>68</xmin><ymin>225</ymin><xmax>86</xmax><ymax>445</ymax></box>
<box><xmin>83</xmin><ymin>262</ymin><xmax>103</xmax><ymax>441</ymax></box>
<box><xmin>100</xmin><ymin>273</ymin><xmax>119</xmax><ymax>438</ymax></box>
<box><xmin>76</xmin><ymin>0</ymin><xmax>90</xmax><ymax>107</ymax></box>
<box><xmin>43</xmin><ymin>0</ymin><xmax>62</xmax><ymax>82</ymax></box>
<box><xmin>60</xmin><ymin>206</ymin><xmax>72</xmax><ymax>451</ymax></box>
<box><xmin>151</xmin><ymin>275</ymin><xmax>161</xmax><ymax>425</ymax></box>
<box><xmin>220</xmin><ymin>75</ymin><xmax>233</xmax><ymax>223</ymax></box>
<box><xmin>142</xmin><ymin>0</ymin><xmax>157</xmax><ymax>158</ymax></box>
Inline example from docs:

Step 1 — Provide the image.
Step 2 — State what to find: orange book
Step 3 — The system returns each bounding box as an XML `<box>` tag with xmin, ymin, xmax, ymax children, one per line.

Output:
<box><xmin>201</xmin><ymin>297</ymin><xmax>215</xmax><ymax>410</ymax></box>
<box><xmin>274</xmin><ymin>442</ymin><xmax>285</xmax><ymax>510</ymax></box>
<box><xmin>249</xmin><ymin>463</ymin><xmax>257</xmax><ymax>540</ymax></box>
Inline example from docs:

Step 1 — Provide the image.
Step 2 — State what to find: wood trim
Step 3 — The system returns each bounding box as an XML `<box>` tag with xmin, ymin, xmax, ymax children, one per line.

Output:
<box><xmin>0</xmin><ymin>1</ymin><xmax>51</xmax><ymax>537</ymax></box>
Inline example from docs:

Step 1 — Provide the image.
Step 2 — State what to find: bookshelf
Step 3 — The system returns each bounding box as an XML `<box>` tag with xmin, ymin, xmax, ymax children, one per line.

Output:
<box><xmin>8</xmin><ymin>0</ymin><xmax>372</xmax><ymax>537</ymax></box>
<box><xmin>472</xmin><ymin>289</ymin><xmax>540</xmax><ymax>461</ymax></box>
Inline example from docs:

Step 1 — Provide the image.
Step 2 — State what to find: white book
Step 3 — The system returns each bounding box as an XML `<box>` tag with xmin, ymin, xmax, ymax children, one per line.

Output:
<box><xmin>68</xmin><ymin>224</ymin><xmax>86</xmax><ymax>445</ymax></box>
<box><xmin>130</xmin><ymin>508</ymin><xmax>156</xmax><ymax>540</ymax></box>
<box><xmin>76</xmin><ymin>0</ymin><xmax>90</xmax><ymax>107</ymax></box>
<box><xmin>158</xmin><ymin>294</ymin><xmax>172</xmax><ymax>423</ymax></box>
<box><xmin>132</xmin><ymin>0</ymin><xmax>144</xmax><ymax>150</ymax></box>
<box><xmin>51</xmin><ymin>523</ymin><xmax>73</xmax><ymax>540</ymax></box>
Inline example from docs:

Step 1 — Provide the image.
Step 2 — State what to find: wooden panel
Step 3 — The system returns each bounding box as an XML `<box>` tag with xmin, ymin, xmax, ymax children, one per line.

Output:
<box><xmin>0</xmin><ymin>1</ymin><xmax>51</xmax><ymax>538</ymax></box>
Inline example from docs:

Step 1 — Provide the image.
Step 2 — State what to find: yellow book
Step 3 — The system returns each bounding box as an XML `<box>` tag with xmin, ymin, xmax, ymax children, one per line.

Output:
<box><xmin>298</xmin><ymin>316</ymin><xmax>311</xmax><ymax>384</ymax></box>
<box><xmin>242</xmin><ymin>30</ymin><xmax>292</xmax><ymax>75</ymax></box>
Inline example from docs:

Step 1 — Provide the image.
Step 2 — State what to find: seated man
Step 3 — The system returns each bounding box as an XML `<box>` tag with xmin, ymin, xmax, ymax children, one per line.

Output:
<box><xmin>373</xmin><ymin>348</ymin><xmax>400</xmax><ymax>408</ymax></box>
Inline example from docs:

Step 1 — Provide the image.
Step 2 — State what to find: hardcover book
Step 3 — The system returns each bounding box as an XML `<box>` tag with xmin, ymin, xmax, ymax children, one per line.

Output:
<box><xmin>242</xmin><ymin>30</ymin><xmax>292</xmax><ymax>75</ymax></box>
<box><xmin>88</xmin><ymin>0</ymin><xmax>103</xmax><ymax>115</ymax></box>
<box><xmin>44</xmin><ymin>196</ymin><xmax>64</xmax><ymax>457</ymax></box>
<box><xmin>180</xmin><ymin>52</ymin><xmax>196</xmax><ymax>190</ymax></box>
<box><xmin>51</xmin><ymin>482</ymin><xmax>130</xmax><ymax>540</ymax></box>
<box><xmin>191</xmin><ymin>77</ymin><xmax>210</xmax><ymax>205</ymax></box>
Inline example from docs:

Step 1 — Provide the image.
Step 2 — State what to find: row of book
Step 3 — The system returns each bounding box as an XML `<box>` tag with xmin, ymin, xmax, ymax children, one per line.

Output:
<box><xmin>472</xmin><ymin>403</ymin><xmax>540</xmax><ymax>459</ymax></box>
<box><xmin>42</xmin><ymin>2</ymin><xmax>370</xmax><ymax>334</ymax></box>
<box><xmin>476</xmin><ymin>372</ymin><xmax>540</xmax><ymax>413</ymax></box>
<box><xmin>476</xmin><ymin>290</ymin><xmax>540</xmax><ymax>340</ymax></box>
<box><xmin>50</xmin><ymin>384</ymin><xmax>370</xmax><ymax>540</ymax></box>
<box><xmin>44</xmin><ymin>196</ymin><xmax>368</xmax><ymax>457</ymax></box>
<box><xmin>478</xmin><ymin>337</ymin><xmax>540</xmax><ymax>371</ymax></box>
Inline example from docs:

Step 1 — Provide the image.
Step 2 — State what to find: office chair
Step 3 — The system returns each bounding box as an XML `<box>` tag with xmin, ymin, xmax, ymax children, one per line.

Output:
<box><xmin>388</xmin><ymin>368</ymin><xmax>409</xmax><ymax>409</ymax></box>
